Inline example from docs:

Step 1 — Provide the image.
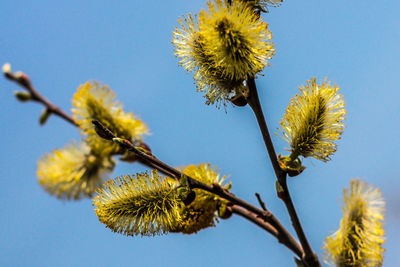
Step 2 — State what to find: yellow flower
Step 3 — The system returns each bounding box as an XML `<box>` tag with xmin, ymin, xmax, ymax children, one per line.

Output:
<box><xmin>37</xmin><ymin>141</ymin><xmax>114</xmax><ymax>200</ymax></box>
<box><xmin>324</xmin><ymin>179</ymin><xmax>385</xmax><ymax>267</ymax></box>
<box><xmin>170</xmin><ymin>163</ymin><xmax>231</xmax><ymax>234</ymax></box>
<box><xmin>72</xmin><ymin>81</ymin><xmax>148</xmax><ymax>154</ymax></box>
<box><xmin>93</xmin><ymin>171</ymin><xmax>183</xmax><ymax>236</ymax></box>
<box><xmin>199</xmin><ymin>0</ymin><xmax>274</xmax><ymax>80</ymax></box>
<box><xmin>278</xmin><ymin>78</ymin><xmax>346</xmax><ymax>162</ymax></box>
<box><xmin>173</xmin><ymin>0</ymin><xmax>274</xmax><ymax>106</ymax></box>
<box><xmin>173</xmin><ymin>14</ymin><xmax>245</xmax><ymax>106</ymax></box>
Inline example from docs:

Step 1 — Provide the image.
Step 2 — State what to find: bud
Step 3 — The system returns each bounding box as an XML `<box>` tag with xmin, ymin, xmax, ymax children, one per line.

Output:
<box><xmin>275</xmin><ymin>181</ymin><xmax>286</xmax><ymax>200</ymax></box>
<box><xmin>14</xmin><ymin>91</ymin><xmax>32</xmax><ymax>102</ymax></box>
<box><xmin>278</xmin><ymin>155</ymin><xmax>306</xmax><ymax>177</ymax></box>
<box><xmin>182</xmin><ymin>190</ymin><xmax>196</xmax><ymax>206</ymax></box>
<box><xmin>15</xmin><ymin>71</ymin><xmax>31</xmax><ymax>87</ymax></box>
<box><xmin>218</xmin><ymin>203</ymin><xmax>233</xmax><ymax>219</ymax></box>
<box><xmin>39</xmin><ymin>108</ymin><xmax>51</xmax><ymax>125</ymax></box>
<box><xmin>230</xmin><ymin>94</ymin><xmax>248</xmax><ymax>107</ymax></box>
<box><xmin>2</xmin><ymin>63</ymin><xmax>12</xmax><ymax>79</ymax></box>
<box><xmin>92</xmin><ymin>120</ymin><xmax>115</xmax><ymax>140</ymax></box>
<box><xmin>2</xmin><ymin>63</ymin><xmax>11</xmax><ymax>74</ymax></box>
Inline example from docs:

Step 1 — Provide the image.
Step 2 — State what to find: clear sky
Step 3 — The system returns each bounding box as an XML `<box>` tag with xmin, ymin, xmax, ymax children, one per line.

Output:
<box><xmin>1</xmin><ymin>1</ymin><xmax>399</xmax><ymax>266</ymax></box>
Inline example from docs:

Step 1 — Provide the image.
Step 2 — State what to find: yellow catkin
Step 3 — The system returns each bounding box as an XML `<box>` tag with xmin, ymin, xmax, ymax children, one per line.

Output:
<box><xmin>173</xmin><ymin>0</ymin><xmax>274</xmax><ymax>106</ymax></box>
<box><xmin>72</xmin><ymin>81</ymin><xmax>148</xmax><ymax>154</ymax></box>
<box><xmin>93</xmin><ymin>171</ymin><xmax>182</xmax><ymax>236</ymax></box>
<box><xmin>199</xmin><ymin>0</ymin><xmax>274</xmax><ymax>80</ymax></box>
<box><xmin>171</xmin><ymin>163</ymin><xmax>231</xmax><ymax>234</ymax></box>
<box><xmin>324</xmin><ymin>179</ymin><xmax>385</xmax><ymax>267</ymax></box>
<box><xmin>279</xmin><ymin>78</ymin><xmax>346</xmax><ymax>162</ymax></box>
<box><xmin>37</xmin><ymin>141</ymin><xmax>114</xmax><ymax>200</ymax></box>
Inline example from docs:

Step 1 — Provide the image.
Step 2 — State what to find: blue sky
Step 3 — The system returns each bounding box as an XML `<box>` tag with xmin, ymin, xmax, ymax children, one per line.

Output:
<box><xmin>1</xmin><ymin>1</ymin><xmax>399</xmax><ymax>266</ymax></box>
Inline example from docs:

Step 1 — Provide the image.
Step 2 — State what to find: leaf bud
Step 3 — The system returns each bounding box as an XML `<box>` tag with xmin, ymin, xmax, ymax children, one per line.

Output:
<box><xmin>39</xmin><ymin>108</ymin><xmax>51</xmax><ymax>125</ymax></box>
<box><xmin>14</xmin><ymin>91</ymin><xmax>32</xmax><ymax>102</ymax></box>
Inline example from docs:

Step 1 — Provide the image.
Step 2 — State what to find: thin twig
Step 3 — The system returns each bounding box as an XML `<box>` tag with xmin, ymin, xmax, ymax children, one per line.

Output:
<box><xmin>92</xmin><ymin>119</ymin><xmax>304</xmax><ymax>259</ymax></box>
<box><xmin>3</xmin><ymin>65</ymin><xmax>77</xmax><ymax>126</ymax></box>
<box><xmin>246</xmin><ymin>78</ymin><xmax>321</xmax><ymax>267</ymax></box>
<box><xmin>4</xmin><ymin>67</ymin><xmax>159</xmax><ymax>176</ymax></box>
<box><xmin>231</xmin><ymin>205</ymin><xmax>306</xmax><ymax>255</ymax></box>
<box><xmin>255</xmin><ymin>192</ymin><xmax>267</xmax><ymax>211</ymax></box>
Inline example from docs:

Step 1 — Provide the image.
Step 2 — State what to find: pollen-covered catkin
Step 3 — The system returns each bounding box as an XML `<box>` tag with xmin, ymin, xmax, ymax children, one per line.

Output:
<box><xmin>173</xmin><ymin>0</ymin><xmax>274</xmax><ymax>106</ymax></box>
<box><xmin>324</xmin><ymin>179</ymin><xmax>385</xmax><ymax>267</ymax></box>
<box><xmin>93</xmin><ymin>171</ymin><xmax>183</xmax><ymax>236</ymax></box>
<box><xmin>72</xmin><ymin>81</ymin><xmax>148</xmax><ymax>154</ymax></box>
<box><xmin>37</xmin><ymin>141</ymin><xmax>114</xmax><ymax>200</ymax></box>
<box><xmin>279</xmin><ymin>78</ymin><xmax>346</xmax><ymax>162</ymax></box>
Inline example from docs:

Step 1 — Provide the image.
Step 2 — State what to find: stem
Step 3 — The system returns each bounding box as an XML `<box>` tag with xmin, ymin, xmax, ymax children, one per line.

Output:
<box><xmin>4</xmin><ymin>69</ymin><xmax>77</xmax><ymax>126</ymax></box>
<box><xmin>246</xmin><ymin>78</ymin><xmax>321</xmax><ymax>267</ymax></box>
<box><xmin>93</xmin><ymin>120</ymin><xmax>303</xmax><ymax>259</ymax></box>
<box><xmin>231</xmin><ymin>205</ymin><xmax>303</xmax><ymax>258</ymax></box>
<box><xmin>231</xmin><ymin>205</ymin><xmax>278</xmax><ymax>237</ymax></box>
<box><xmin>281</xmin><ymin>180</ymin><xmax>321</xmax><ymax>267</ymax></box>
<box><xmin>246</xmin><ymin>78</ymin><xmax>283</xmax><ymax>182</ymax></box>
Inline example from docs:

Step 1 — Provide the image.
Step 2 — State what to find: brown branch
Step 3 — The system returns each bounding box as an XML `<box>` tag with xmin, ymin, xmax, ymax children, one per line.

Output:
<box><xmin>231</xmin><ymin>205</ymin><xmax>304</xmax><ymax>257</ymax></box>
<box><xmin>3</xmin><ymin>66</ymin><xmax>307</xmax><ymax>262</ymax></box>
<box><xmin>231</xmin><ymin>205</ymin><xmax>278</xmax><ymax>238</ymax></box>
<box><xmin>92</xmin><ymin>119</ymin><xmax>304</xmax><ymax>259</ymax></box>
<box><xmin>246</xmin><ymin>78</ymin><xmax>321</xmax><ymax>267</ymax></box>
<box><xmin>246</xmin><ymin>78</ymin><xmax>283</xmax><ymax>182</ymax></box>
<box><xmin>3</xmin><ymin>64</ymin><xmax>77</xmax><ymax>126</ymax></box>
<box><xmin>255</xmin><ymin>192</ymin><xmax>268</xmax><ymax>211</ymax></box>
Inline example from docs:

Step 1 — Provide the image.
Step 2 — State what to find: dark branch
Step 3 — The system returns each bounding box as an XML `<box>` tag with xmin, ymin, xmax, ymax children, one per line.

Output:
<box><xmin>246</xmin><ymin>78</ymin><xmax>321</xmax><ymax>267</ymax></box>
<box><xmin>255</xmin><ymin>192</ymin><xmax>267</xmax><ymax>211</ymax></box>
<box><xmin>91</xmin><ymin>120</ymin><xmax>303</xmax><ymax>259</ymax></box>
<box><xmin>231</xmin><ymin>205</ymin><xmax>278</xmax><ymax>237</ymax></box>
<box><xmin>3</xmin><ymin>64</ymin><xmax>77</xmax><ymax>126</ymax></box>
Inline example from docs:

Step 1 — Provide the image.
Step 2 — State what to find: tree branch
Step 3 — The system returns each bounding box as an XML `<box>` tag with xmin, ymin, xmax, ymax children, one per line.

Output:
<box><xmin>92</xmin><ymin>119</ymin><xmax>303</xmax><ymax>259</ymax></box>
<box><xmin>231</xmin><ymin>205</ymin><xmax>278</xmax><ymax>236</ymax></box>
<box><xmin>231</xmin><ymin>205</ymin><xmax>303</xmax><ymax>257</ymax></box>
<box><xmin>3</xmin><ymin>64</ymin><xmax>77</xmax><ymax>126</ymax></box>
<box><xmin>246</xmin><ymin>78</ymin><xmax>321</xmax><ymax>267</ymax></box>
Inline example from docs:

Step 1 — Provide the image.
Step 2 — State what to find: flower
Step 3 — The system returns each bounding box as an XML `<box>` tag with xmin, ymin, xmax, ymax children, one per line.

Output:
<box><xmin>173</xmin><ymin>0</ymin><xmax>274</xmax><ymax>106</ymax></box>
<box><xmin>37</xmin><ymin>141</ymin><xmax>114</xmax><ymax>200</ymax></box>
<box><xmin>170</xmin><ymin>163</ymin><xmax>231</xmax><ymax>234</ymax></box>
<box><xmin>278</xmin><ymin>78</ymin><xmax>346</xmax><ymax>162</ymax></box>
<box><xmin>324</xmin><ymin>179</ymin><xmax>385</xmax><ymax>267</ymax></box>
<box><xmin>199</xmin><ymin>0</ymin><xmax>274</xmax><ymax>80</ymax></box>
<box><xmin>72</xmin><ymin>81</ymin><xmax>148</xmax><ymax>154</ymax></box>
<box><xmin>93</xmin><ymin>171</ymin><xmax>183</xmax><ymax>236</ymax></box>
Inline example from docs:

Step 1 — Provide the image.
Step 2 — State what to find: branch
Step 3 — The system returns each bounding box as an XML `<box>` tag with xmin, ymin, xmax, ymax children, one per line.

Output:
<box><xmin>255</xmin><ymin>192</ymin><xmax>268</xmax><ymax>211</ymax></box>
<box><xmin>3</xmin><ymin>63</ymin><xmax>77</xmax><ymax>126</ymax></box>
<box><xmin>231</xmin><ymin>205</ymin><xmax>278</xmax><ymax>237</ymax></box>
<box><xmin>246</xmin><ymin>78</ymin><xmax>283</xmax><ymax>182</ymax></box>
<box><xmin>231</xmin><ymin>205</ymin><xmax>304</xmax><ymax>257</ymax></box>
<box><xmin>246</xmin><ymin>78</ymin><xmax>321</xmax><ymax>267</ymax></box>
<box><xmin>92</xmin><ymin>119</ymin><xmax>303</xmax><ymax>259</ymax></box>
